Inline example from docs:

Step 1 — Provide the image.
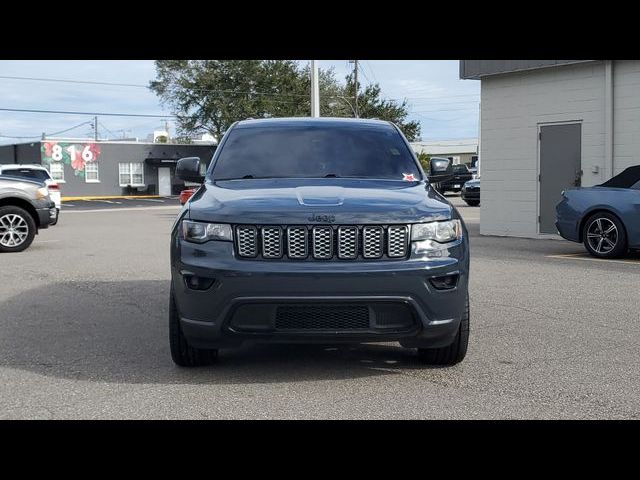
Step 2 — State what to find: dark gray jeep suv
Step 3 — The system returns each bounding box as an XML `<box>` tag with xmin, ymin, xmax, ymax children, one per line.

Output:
<box><xmin>170</xmin><ymin>118</ymin><xmax>470</xmax><ymax>367</ymax></box>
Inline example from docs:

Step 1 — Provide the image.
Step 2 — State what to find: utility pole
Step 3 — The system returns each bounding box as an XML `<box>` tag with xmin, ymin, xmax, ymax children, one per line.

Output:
<box><xmin>477</xmin><ymin>102</ymin><xmax>481</xmax><ymax>177</ymax></box>
<box><xmin>94</xmin><ymin>116</ymin><xmax>98</xmax><ymax>141</ymax></box>
<box><xmin>354</xmin><ymin>60</ymin><xmax>359</xmax><ymax>118</ymax></box>
<box><xmin>310</xmin><ymin>60</ymin><xmax>320</xmax><ymax>117</ymax></box>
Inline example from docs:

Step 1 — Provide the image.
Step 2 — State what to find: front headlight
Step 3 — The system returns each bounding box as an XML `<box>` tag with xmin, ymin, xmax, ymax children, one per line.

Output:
<box><xmin>182</xmin><ymin>220</ymin><xmax>233</xmax><ymax>243</ymax></box>
<box><xmin>411</xmin><ymin>220</ymin><xmax>462</xmax><ymax>243</ymax></box>
<box><xmin>36</xmin><ymin>187</ymin><xmax>49</xmax><ymax>200</ymax></box>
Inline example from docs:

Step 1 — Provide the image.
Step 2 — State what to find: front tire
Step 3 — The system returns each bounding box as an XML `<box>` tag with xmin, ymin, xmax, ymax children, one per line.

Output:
<box><xmin>582</xmin><ymin>212</ymin><xmax>627</xmax><ymax>259</ymax></box>
<box><xmin>169</xmin><ymin>286</ymin><xmax>218</xmax><ymax>367</ymax></box>
<box><xmin>0</xmin><ymin>206</ymin><xmax>37</xmax><ymax>253</ymax></box>
<box><xmin>418</xmin><ymin>295</ymin><xmax>470</xmax><ymax>366</ymax></box>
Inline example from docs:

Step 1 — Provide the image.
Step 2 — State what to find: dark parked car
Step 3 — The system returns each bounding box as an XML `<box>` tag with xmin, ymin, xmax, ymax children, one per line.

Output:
<box><xmin>0</xmin><ymin>176</ymin><xmax>56</xmax><ymax>252</ymax></box>
<box><xmin>555</xmin><ymin>165</ymin><xmax>640</xmax><ymax>258</ymax></box>
<box><xmin>438</xmin><ymin>163</ymin><xmax>473</xmax><ymax>193</ymax></box>
<box><xmin>461</xmin><ymin>178</ymin><xmax>480</xmax><ymax>206</ymax></box>
<box><xmin>170</xmin><ymin>118</ymin><xmax>470</xmax><ymax>367</ymax></box>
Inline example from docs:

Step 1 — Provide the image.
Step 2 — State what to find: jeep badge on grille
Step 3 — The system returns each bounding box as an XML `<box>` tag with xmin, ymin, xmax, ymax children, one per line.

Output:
<box><xmin>308</xmin><ymin>214</ymin><xmax>335</xmax><ymax>223</ymax></box>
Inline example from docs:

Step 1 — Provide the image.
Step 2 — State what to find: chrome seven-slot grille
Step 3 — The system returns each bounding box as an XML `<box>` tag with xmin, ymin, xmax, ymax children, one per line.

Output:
<box><xmin>234</xmin><ymin>225</ymin><xmax>409</xmax><ymax>260</ymax></box>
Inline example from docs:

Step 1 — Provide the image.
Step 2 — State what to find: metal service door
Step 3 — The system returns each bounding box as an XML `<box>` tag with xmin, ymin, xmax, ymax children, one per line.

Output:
<box><xmin>539</xmin><ymin>123</ymin><xmax>582</xmax><ymax>234</ymax></box>
<box><xmin>158</xmin><ymin>167</ymin><xmax>172</xmax><ymax>196</ymax></box>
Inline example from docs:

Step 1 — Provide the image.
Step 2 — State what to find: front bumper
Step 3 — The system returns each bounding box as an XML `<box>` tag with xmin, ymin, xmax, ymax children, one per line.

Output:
<box><xmin>461</xmin><ymin>189</ymin><xmax>480</xmax><ymax>201</ymax></box>
<box><xmin>171</xmin><ymin>235</ymin><xmax>469</xmax><ymax>349</ymax></box>
<box><xmin>36</xmin><ymin>204</ymin><xmax>57</xmax><ymax>229</ymax></box>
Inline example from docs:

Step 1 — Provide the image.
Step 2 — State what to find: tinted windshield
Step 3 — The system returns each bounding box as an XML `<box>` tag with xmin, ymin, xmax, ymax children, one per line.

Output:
<box><xmin>1</xmin><ymin>168</ymin><xmax>50</xmax><ymax>181</ymax></box>
<box><xmin>453</xmin><ymin>164</ymin><xmax>469</xmax><ymax>174</ymax></box>
<box><xmin>212</xmin><ymin>124</ymin><xmax>421</xmax><ymax>181</ymax></box>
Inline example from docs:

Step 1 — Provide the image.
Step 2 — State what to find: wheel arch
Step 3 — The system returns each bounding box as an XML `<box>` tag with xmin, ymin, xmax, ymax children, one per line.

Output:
<box><xmin>0</xmin><ymin>198</ymin><xmax>40</xmax><ymax>228</ymax></box>
<box><xmin>579</xmin><ymin>208</ymin><xmax>627</xmax><ymax>244</ymax></box>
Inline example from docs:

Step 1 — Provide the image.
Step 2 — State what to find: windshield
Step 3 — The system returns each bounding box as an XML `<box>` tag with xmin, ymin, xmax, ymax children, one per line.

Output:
<box><xmin>211</xmin><ymin>124</ymin><xmax>422</xmax><ymax>181</ymax></box>
<box><xmin>453</xmin><ymin>164</ymin><xmax>469</xmax><ymax>174</ymax></box>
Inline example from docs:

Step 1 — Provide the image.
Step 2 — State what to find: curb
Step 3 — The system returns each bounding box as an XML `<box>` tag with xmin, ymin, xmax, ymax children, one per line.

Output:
<box><xmin>62</xmin><ymin>195</ymin><xmax>163</xmax><ymax>202</ymax></box>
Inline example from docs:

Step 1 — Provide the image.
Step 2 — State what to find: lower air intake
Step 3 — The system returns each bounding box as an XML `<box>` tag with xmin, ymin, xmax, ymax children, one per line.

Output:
<box><xmin>275</xmin><ymin>305</ymin><xmax>370</xmax><ymax>330</ymax></box>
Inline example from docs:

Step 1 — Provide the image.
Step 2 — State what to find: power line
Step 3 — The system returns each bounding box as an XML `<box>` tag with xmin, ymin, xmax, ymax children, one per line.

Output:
<box><xmin>0</xmin><ymin>73</ymin><xmax>480</xmax><ymax>107</ymax></box>
<box><xmin>49</xmin><ymin>121</ymin><xmax>94</xmax><ymax>136</ymax></box>
<box><xmin>0</xmin><ymin>121</ymin><xmax>93</xmax><ymax>140</ymax></box>
<box><xmin>0</xmin><ymin>107</ymin><xmax>175</xmax><ymax>118</ymax></box>
<box><xmin>0</xmin><ymin>75</ymin><xmax>311</xmax><ymax>99</ymax></box>
<box><xmin>364</xmin><ymin>61</ymin><xmax>378</xmax><ymax>84</ymax></box>
<box><xmin>98</xmin><ymin>121</ymin><xmax>118</xmax><ymax>139</ymax></box>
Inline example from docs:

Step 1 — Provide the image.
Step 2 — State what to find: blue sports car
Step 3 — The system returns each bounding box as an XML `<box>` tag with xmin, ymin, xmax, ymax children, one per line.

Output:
<box><xmin>555</xmin><ymin>165</ymin><xmax>640</xmax><ymax>258</ymax></box>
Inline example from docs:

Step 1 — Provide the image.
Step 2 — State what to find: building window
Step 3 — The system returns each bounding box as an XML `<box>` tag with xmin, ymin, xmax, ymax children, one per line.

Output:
<box><xmin>119</xmin><ymin>162</ymin><xmax>145</xmax><ymax>186</ymax></box>
<box><xmin>49</xmin><ymin>162</ymin><xmax>64</xmax><ymax>182</ymax></box>
<box><xmin>85</xmin><ymin>162</ymin><xmax>99</xmax><ymax>183</ymax></box>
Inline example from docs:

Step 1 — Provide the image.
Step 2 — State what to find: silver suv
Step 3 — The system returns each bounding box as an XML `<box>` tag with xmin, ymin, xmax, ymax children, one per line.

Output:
<box><xmin>0</xmin><ymin>176</ymin><xmax>57</xmax><ymax>252</ymax></box>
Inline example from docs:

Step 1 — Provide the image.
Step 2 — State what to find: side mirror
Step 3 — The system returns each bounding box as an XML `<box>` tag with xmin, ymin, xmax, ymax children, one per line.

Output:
<box><xmin>427</xmin><ymin>156</ymin><xmax>454</xmax><ymax>184</ymax></box>
<box><xmin>176</xmin><ymin>157</ymin><xmax>205</xmax><ymax>183</ymax></box>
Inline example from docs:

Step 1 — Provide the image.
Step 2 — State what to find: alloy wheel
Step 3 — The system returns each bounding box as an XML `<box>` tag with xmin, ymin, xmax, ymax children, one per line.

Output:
<box><xmin>586</xmin><ymin>217</ymin><xmax>618</xmax><ymax>254</ymax></box>
<box><xmin>0</xmin><ymin>214</ymin><xmax>29</xmax><ymax>248</ymax></box>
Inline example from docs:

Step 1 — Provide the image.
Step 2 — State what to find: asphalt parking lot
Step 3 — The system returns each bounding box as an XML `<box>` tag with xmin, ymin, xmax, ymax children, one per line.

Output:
<box><xmin>0</xmin><ymin>196</ymin><xmax>638</xmax><ymax>419</ymax></box>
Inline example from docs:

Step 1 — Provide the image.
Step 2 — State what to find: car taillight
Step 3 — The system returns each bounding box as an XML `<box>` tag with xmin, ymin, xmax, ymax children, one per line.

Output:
<box><xmin>48</xmin><ymin>183</ymin><xmax>60</xmax><ymax>191</ymax></box>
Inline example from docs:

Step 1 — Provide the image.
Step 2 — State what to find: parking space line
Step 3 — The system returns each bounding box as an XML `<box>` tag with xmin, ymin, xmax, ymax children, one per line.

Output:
<box><xmin>63</xmin><ymin>206</ymin><xmax>181</xmax><ymax>214</ymax></box>
<box><xmin>137</xmin><ymin>198</ymin><xmax>166</xmax><ymax>203</ymax></box>
<box><xmin>546</xmin><ymin>253</ymin><xmax>640</xmax><ymax>265</ymax></box>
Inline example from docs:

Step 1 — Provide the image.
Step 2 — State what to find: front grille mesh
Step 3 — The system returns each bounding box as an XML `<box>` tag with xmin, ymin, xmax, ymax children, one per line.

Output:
<box><xmin>236</xmin><ymin>226</ymin><xmax>257</xmax><ymax>257</ymax></box>
<box><xmin>312</xmin><ymin>227</ymin><xmax>333</xmax><ymax>259</ymax></box>
<box><xmin>275</xmin><ymin>305</ymin><xmax>370</xmax><ymax>330</ymax></box>
<box><xmin>261</xmin><ymin>227</ymin><xmax>282</xmax><ymax>258</ymax></box>
<box><xmin>236</xmin><ymin>224</ymin><xmax>409</xmax><ymax>260</ymax></box>
<box><xmin>338</xmin><ymin>226</ymin><xmax>358</xmax><ymax>259</ymax></box>
<box><xmin>362</xmin><ymin>226</ymin><xmax>383</xmax><ymax>258</ymax></box>
<box><xmin>287</xmin><ymin>227</ymin><xmax>308</xmax><ymax>258</ymax></box>
<box><xmin>387</xmin><ymin>226</ymin><xmax>409</xmax><ymax>258</ymax></box>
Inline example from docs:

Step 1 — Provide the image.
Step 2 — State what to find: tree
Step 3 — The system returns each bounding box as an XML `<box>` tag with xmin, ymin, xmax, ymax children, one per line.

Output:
<box><xmin>149</xmin><ymin>61</ymin><xmax>421</xmax><ymax>141</ymax></box>
<box><xmin>416</xmin><ymin>151</ymin><xmax>431</xmax><ymax>172</ymax></box>
<box><xmin>150</xmin><ymin>60</ymin><xmax>345</xmax><ymax>138</ymax></box>
<box><xmin>343</xmin><ymin>73</ymin><xmax>421</xmax><ymax>141</ymax></box>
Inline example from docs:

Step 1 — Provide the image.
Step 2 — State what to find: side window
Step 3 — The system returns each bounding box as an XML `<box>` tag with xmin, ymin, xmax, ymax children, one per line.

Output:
<box><xmin>118</xmin><ymin>163</ymin><xmax>130</xmax><ymax>186</ymax></box>
<box><xmin>118</xmin><ymin>162</ymin><xmax>145</xmax><ymax>186</ymax></box>
<box><xmin>131</xmin><ymin>163</ymin><xmax>144</xmax><ymax>185</ymax></box>
<box><xmin>85</xmin><ymin>162</ymin><xmax>99</xmax><ymax>183</ymax></box>
<box><xmin>49</xmin><ymin>163</ymin><xmax>64</xmax><ymax>182</ymax></box>
<box><xmin>632</xmin><ymin>180</ymin><xmax>640</xmax><ymax>190</ymax></box>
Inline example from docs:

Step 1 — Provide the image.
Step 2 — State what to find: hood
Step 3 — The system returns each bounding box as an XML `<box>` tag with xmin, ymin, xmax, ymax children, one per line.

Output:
<box><xmin>464</xmin><ymin>179</ymin><xmax>480</xmax><ymax>187</ymax></box>
<box><xmin>188</xmin><ymin>178</ymin><xmax>453</xmax><ymax>224</ymax></box>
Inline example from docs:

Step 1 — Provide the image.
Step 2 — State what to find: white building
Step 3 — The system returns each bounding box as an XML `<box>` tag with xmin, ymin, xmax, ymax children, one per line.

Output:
<box><xmin>461</xmin><ymin>60</ymin><xmax>640</xmax><ymax>238</ymax></box>
<box><xmin>410</xmin><ymin>139</ymin><xmax>478</xmax><ymax>166</ymax></box>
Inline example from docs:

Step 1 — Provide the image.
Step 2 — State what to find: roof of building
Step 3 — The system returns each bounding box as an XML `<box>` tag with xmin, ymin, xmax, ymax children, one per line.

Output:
<box><xmin>460</xmin><ymin>60</ymin><xmax>596</xmax><ymax>80</ymax></box>
<box><xmin>410</xmin><ymin>139</ymin><xmax>478</xmax><ymax>155</ymax></box>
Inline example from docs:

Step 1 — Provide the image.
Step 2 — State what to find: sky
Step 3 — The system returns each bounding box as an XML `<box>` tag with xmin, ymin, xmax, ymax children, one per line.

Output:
<box><xmin>0</xmin><ymin>60</ymin><xmax>479</xmax><ymax>145</ymax></box>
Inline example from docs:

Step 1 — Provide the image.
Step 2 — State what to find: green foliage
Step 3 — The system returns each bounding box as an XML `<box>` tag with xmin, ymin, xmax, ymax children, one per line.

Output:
<box><xmin>343</xmin><ymin>73</ymin><xmax>421</xmax><ymax>141</ymax></box>
<box><xmin>416</xmin><ymin>152</ymin><xmax>431</xmax><ymax>171</ymax></box>
<box><xmin>150</xmin><ymin>60</ymin><xmax>421</xmax><ymax>140</ymax></box>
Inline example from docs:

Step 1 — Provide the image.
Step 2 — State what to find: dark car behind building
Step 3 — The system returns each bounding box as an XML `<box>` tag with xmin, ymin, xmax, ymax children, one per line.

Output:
<box><xmin>461</xmin><ymin>178</ymin><xmax>480</xmax><ymax>206</ymax></box>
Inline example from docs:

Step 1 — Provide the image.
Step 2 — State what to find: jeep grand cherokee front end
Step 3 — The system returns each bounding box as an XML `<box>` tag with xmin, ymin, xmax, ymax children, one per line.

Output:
<box><xmin>169</xmin><ymin>118</ymin><xmax>470</xmax><ymax>367</ymax></box>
